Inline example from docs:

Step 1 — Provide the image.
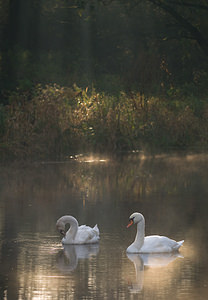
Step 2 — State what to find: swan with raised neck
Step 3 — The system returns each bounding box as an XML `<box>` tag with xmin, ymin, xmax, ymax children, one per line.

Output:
<box><xmin>56</xmin><ymin>215</ymin><xmax>100</xmax><ymax>245</ymax></box>
<box><xmin>126</xmin><ymin>212</ymin><xmax>184</xmax><ymax>253</ymax></box>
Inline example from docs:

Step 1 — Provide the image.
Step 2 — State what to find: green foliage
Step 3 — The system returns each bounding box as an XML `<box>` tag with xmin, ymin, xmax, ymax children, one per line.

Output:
<box><xmin>0</xmin><ymin>104</ymin><xmax>5</xmax><ymax>137</ymax></box>
<box><xmin>1</xmin><ymin>84</ymin><xmax>208</xmax><ymax>161</ymax></box>
<box><xmin>2</xmin><ymin>0</ymin><xmax>208</xmax><ymax>97</ymax></box>
<box><xmin>2</xmin><ymin>0</ymin><xmax>208</xmax><ymax>160</ymax></box>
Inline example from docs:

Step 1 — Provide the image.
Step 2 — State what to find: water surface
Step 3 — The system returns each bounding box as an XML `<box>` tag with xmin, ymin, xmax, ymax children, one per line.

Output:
<box><xmin>0</xmin><ymin>153</ymin><xmax>208</xmax><ymax>299</ymax></box>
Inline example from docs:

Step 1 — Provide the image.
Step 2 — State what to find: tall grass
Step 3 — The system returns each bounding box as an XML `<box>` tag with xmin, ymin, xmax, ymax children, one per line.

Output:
<box><xmin>0</xmin><ymin>84</ymin><xmax>208</xmax><ymax>161</ymax></box>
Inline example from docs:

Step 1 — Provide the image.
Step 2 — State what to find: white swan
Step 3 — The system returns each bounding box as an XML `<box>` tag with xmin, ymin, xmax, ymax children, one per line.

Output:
<box><xmin>126</xmin><ymin>212</ymin><xmax>184</xmax><ymax>253</ymax></box>
<box><xmin>56</xmin><ymin>215</ymin><xmax>100</xmax><ymax>244</ymax></box>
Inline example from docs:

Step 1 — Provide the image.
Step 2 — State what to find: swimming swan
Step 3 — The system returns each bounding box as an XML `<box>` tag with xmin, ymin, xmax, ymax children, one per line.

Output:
<box><xmin>56</xmin><ymin>215</ymin><xmax>100</xmax><ymax>244</ymax></box>
<box><xmin>126</xmin><ymin>212</ymin><xmax>184</xmax><ymax>253</ymax></box>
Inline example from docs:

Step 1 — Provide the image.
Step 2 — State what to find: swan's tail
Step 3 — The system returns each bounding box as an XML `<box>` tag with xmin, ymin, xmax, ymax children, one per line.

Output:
<box><xmin>93</xmin><ymin>224</ymin><xmax>100</xmax><ymax>236</ymax></box>
<box><xmin>175</xmin><ymin>240</ymin><xmax>184</xmax><ymax>250</ymax></box>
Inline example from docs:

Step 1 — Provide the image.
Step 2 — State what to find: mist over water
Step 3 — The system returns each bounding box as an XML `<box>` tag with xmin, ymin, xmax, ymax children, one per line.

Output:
<box><xmin>0</xmin><ymin>152</ymin><xmax>208</xmax><ymax>299</ymax></box>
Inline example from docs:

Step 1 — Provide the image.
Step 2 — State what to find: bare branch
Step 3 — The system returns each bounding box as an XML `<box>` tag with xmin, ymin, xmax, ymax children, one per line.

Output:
<box><xmin>167</xmin><ymin>0</ymin><xmax>208</xmax><ymax>11</ymax></box>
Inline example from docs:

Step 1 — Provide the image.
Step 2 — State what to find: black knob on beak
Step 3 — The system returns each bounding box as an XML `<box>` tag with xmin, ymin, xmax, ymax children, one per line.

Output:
<box><xmin>60</xmin><ymin>229</ymin><xmax>65</xmax><ymax>237</ymax></box>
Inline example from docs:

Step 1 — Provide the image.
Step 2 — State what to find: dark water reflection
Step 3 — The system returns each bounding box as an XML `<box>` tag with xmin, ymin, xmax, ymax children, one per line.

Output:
<box><xmin>0</xmin><ymin>153</ymin><xmax>208</xmax><ymax>299</ymax></box>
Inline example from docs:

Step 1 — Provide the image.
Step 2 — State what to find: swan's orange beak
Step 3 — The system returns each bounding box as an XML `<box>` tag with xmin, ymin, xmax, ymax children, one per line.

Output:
<box><xmin>127</xmin><ymin>219</ymin><xmax>133</xmax><ymax>228</ymax></box>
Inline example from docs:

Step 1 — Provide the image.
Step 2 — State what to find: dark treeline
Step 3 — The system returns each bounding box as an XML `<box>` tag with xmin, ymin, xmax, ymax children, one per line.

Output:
<box><xmin>1</xmin><ymin>0</ymin><xmax>208</xmax><ymax>96</ymax></box>
<box><xmin>1</xmin><ymin>0</ymin><xmax>208</xmax><ymax>160</ymax></box>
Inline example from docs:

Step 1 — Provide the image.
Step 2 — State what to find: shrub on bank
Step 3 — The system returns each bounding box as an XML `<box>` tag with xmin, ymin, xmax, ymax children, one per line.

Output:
<box><xmin>0</xmin><ymin>84</ymin><xmax>208</xmax><ymax>161</ymax></box>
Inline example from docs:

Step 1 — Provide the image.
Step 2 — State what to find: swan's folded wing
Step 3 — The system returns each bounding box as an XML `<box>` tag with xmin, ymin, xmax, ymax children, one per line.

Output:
<box><xmin>77</xmin><ymin>225</ymin><xmax>100</xmax><ymax>244</ymax></box>
<box><xmin>141</xmin><ymin>235</ymin><xmax>183</xmax><ymax>253</ymax></box>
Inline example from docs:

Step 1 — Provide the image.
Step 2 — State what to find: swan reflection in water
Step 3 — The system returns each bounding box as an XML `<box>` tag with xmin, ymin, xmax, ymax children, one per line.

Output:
<box><xmin>57</xmin><ymin>244</ymin><xmax>99</xmax><ymax>273</ymax></box>
<box><xmin>127</xmin><ymin>252</ymin><xmax>183</xmax><ymax>293</ymax></box>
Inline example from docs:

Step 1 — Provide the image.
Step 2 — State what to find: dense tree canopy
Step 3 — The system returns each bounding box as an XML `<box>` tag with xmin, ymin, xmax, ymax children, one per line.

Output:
<box><xmin>1</xmin><ymin>1</ymin><xmax>208</xmax><ymax>159</ymax></box>
<box><xmin>1</xmin><ymin>0</ymin><xmax>208</xmax><ymax>99</ymax></box>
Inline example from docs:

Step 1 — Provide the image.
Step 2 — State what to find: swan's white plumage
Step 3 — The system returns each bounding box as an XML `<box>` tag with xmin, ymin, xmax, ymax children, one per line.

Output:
<box><xmin>126</xmin><ymin>212</ymin><xmax>184</xmax><ymax>253</ymax></box>
<box><xmin>131</xmin><ymin>235</ymin><xmax>184</xmax><ymax>253</ymax></box>
<box><xmin>63</xmin><ymin>224</ymin><xmax>100</xmax><ymax>244</ymax></box>
<box><xmin>56</xmin><ymin>215</ymin><xmax>100</xmax><ymax>245</ymax></box>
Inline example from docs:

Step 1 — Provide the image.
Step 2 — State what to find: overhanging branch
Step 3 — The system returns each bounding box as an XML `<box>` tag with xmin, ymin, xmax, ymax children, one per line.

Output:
<box><xmin>148</xmin><ymin>0</ymin><xmax>208</xmax><ymax>56</ymax></box>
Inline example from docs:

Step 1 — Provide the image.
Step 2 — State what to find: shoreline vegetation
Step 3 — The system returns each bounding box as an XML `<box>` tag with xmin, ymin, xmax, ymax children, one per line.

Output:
<box><xmin>0</xmin><ymin>84</ymin><xmax>208</xmax><ymax>162</ymax></box>
<box><xmin>1</xmin><ymin>1</ymin><xmax>208</xmax><ymax>162</ymax></box>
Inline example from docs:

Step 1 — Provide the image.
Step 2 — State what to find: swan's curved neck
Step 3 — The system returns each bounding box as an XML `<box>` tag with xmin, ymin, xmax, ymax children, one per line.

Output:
<box><xmin>63</xmin><ymin>216</ymin><xmax>79</xmax><ymax>239</ymax></box>
<box><xmin>134</xmin><ymin>218</ymin><xmax>145</xmax><ymax>250</ymax></box>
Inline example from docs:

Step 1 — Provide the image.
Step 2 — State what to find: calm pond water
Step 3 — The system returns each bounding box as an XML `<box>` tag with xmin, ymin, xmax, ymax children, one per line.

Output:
<box><xmin>0</xmin><ymin>153</ymin><xmax>208</xmax><ymax>300</ymax></box>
